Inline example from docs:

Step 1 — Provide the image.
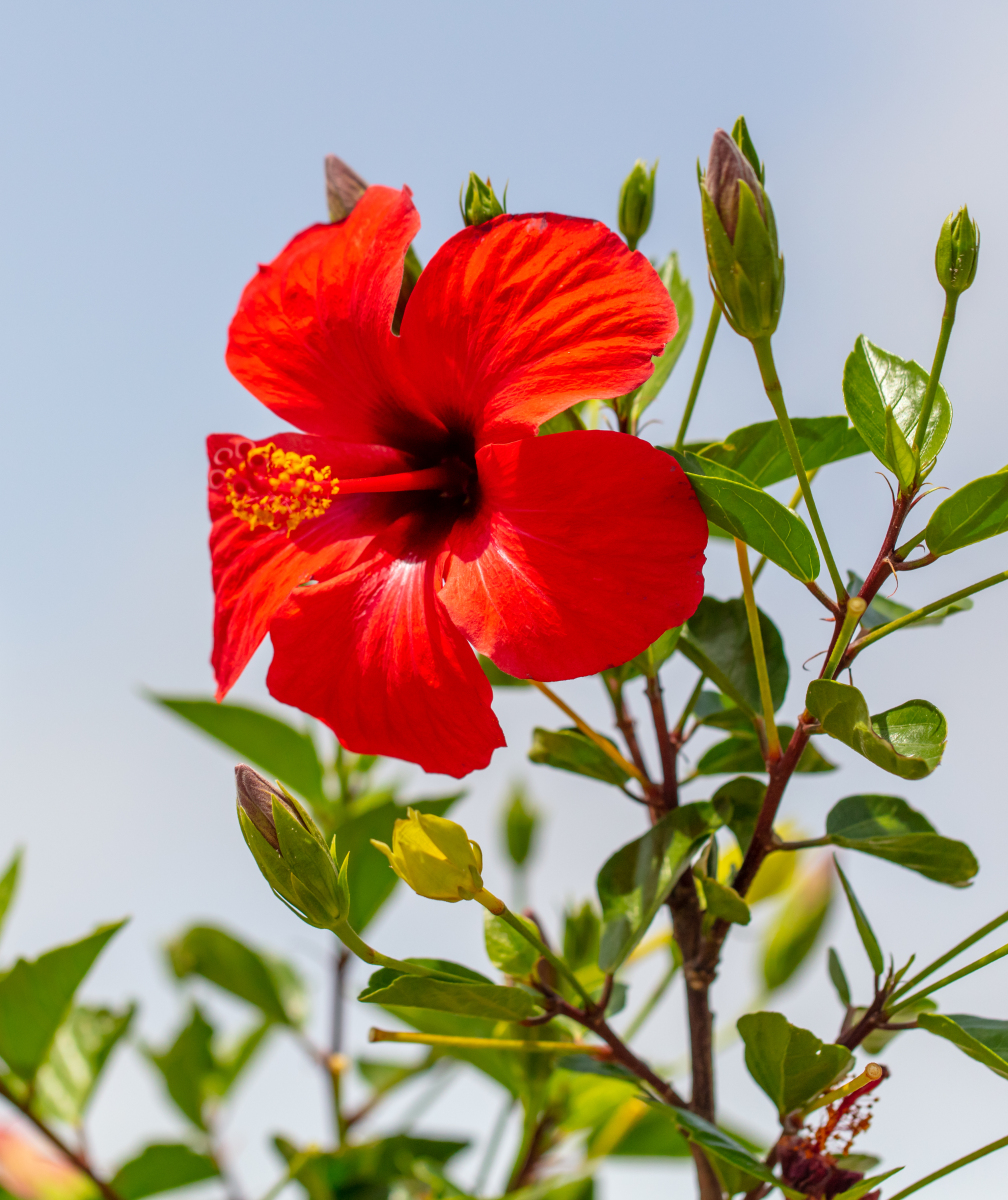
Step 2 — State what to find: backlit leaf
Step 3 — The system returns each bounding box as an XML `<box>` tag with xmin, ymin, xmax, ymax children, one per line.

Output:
<box><xmin>761</xmin><ymin>862</ymin><xmax>833</xmax><ymax>991</ymax></box>
<box><xmin>358</xmin><ymin>965</ymin><xmax>542</xmax><ymax>1022</ymax></box>
<box><xmin>33</xmin><ymin>1004</ymin><xmax>135</xmax><ymax>1124</ymax></box>
<box><xmin>0</xmin><ymin>850</ymin><xmax>21</xmax><ymax>946</ymax></box>
<box><xmin>633</xmin><ymin>253</ymin><xmax>693</xmax><ymax>418</ymax></box>
<box><xmin>485</xmin><ymin>912</ymin><xmax>539</xmax><ymax>978</ymax></box>
<box><xmin>530</xmin><ymin>728</ymin><xmax>630</xmax><ymax>787</ymax></box>
<box><xmin>479</xmin><ymin>654</ymin><xmax>532</xmax><ymax>687</ymax></box>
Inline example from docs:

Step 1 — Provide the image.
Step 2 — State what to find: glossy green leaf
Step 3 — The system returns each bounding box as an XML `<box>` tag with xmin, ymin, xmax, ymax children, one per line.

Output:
<box><xmin>485</xmin><ymin>912</ymin><xmax>539</xmax><ymax>978</ymax></box>
<box><xmin>842</xmin><ymin>336</ymin><xmax>951</xmax><ymax>468</ymax></box>
<box><xmin>847</xmin><ymin>571</ymin><xmax>972</xmax><ymax>630</ymax></box>
<box><xmin>168</xmin><ymin>925</ymin><xmax>307</xmax><ymax>1026</ymax></box>
<box><xmin>0</xmin><ymin>849</ymin><xmax>21</xmax><ymax>945</ymax></box>
<box><xmin>824</xmin><ymin>795</ymin><xmax>977</xmax><ymax>885</ymax></box>
<box><xmin>110</xmin><ymin>1145</ymin><xmax>219</xmax><ymax>1200</ymax></box>
<box><xmin>832</xmin><ymin>1170</ymin><xmax>903</xmax><ymax>1200</ymax></box>
<box><xmin>696</xmin><ymin>727</ymin><xmax>835</xmax><ymax>776</ymax></box>
<box><xmin>925</xmin><ymin>467</ymin><xmax>1008</xmax><ymax>556</ymax></box>
<box><xmin>692</xmin><ymin>416</ymin><xmax>866</xmax><ymax>487</ymax></box>
<box><xmin>884</xmin><ymin>404</ymin><xmax>916</xmax><ymax>491</ymax></box>
<box><xmin>529</xmin><ymin>727</ymin><xmax>630</xmax><ymax>787</ymax></box>
<box><xmin>606</xmin><ymin>628</ymin><xmax>683</xmax><ymax>685</ymax></box>
<box><xmin>685</xmin><ymin>596</ymin><xmax>788</xmax><ymax>713</ymax></box>
<box><xmin>806</xmin><ymin>681</ymin><xmax>946</xmax><ymax>779</ymax></box>
<box><xmin>147</xmin><ymin>1007</ymin><xmax>216</xmax><ymax>1129</ymax></box>
<box><xmin>762</xmin><ymin>864</ymin><xmax>833</xmax><ymax>990</ymax></box>
<box><xmin>359</xmin><ymin>965</ymin><xmax>542</xmax><ymax>1022</ymax></box>
<box><xmin>666</xmin><ymin>451</ymin><xmax>820</xmax><ymax>581</ymax></box>
<box><xmin>150</xmin><ymin>695</ymin><xmax>325</xmax><ymax>804</ymax></box>
<box><xmin>695</xmin><ymin>873</ymin><xmax>750</xmax><ymax>925</ymax></box>
<box><xmin>597</xmin><ymin>802</ymin><xmax>723</xmax><ymax>971</ymax></box>
<box><xmin>737</xmin><ymin>1012</ymin><xmax>853</xmax><ymax>1116</ymax></box>
<box><xmin>828</xmin><ymin>949</ymin><xmax>851</xmax><ymax>1006</ymax></box>
<box><xmin>479</xmin><ymin>654</ymin><xmax>532</xmax><ymax>687</ymax></box>
<box><xmin>0</xmin><ymin>920</ymin><xmax>125</xmax><ymax>1081</ymax></box>
<box><xmin>33</xmin><ymin>1004</ymin><xmax>135</xmax><ymax>1124</ymax></box>
<box><xmin>633</xmin><ymin>253</ymin><xmax>693</xmax><ymax>417</ymax></box>
<box><xmin>834</xmin><ymin>857</ymin><xmax>884</xmax><ymax>976</ymax></box>
<box><xmin>917</xmin><ymin>1012</ymin><xmax>1008</xmax><ymax>1080</ymax></box>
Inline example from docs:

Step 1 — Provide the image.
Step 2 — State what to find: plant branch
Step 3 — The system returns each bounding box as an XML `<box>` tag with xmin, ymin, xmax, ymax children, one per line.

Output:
<box><xmin>644</xmin><ymin>672</ymin><xmax>678</xmax><ymax>813</ymax></box>
<box><xmin>602</xmin><ymin>675</ymin><xmax>653</xmax><ymax>789</ymax></box>
<box><xmin>531</xmin><ymin>680</ymin><xmax>648</xmax><ymax>786</ymax></box>
<box><xmin>674</xmin><ymin>302</ymin><xmax>721</xmax><ymax>451</ymax></box>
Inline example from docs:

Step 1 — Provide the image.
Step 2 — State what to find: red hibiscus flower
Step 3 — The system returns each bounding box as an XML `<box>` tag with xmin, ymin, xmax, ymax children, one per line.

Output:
<box><xmin>208</xmin><ymin>185</ymin><xmax>707</xmax><ymax>777</ymax></box>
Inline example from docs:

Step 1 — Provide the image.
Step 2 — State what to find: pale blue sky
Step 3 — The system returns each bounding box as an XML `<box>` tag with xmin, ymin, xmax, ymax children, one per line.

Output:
<box><xmin>2</xmin><ymin>2</ymin><xmax>1008</xmax><ymax>1196</ymax></box>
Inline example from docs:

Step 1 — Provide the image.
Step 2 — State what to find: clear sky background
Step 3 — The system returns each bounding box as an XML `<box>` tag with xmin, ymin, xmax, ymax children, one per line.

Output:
<box><xmin>2</xmin><ymin>2</ymin><xmax>1007</xmax><ymax>1197</ymax></box>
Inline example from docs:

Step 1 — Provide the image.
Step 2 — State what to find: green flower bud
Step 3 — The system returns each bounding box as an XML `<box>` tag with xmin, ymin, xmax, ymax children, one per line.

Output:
<box><xmin>372</xmin><ymin>808</ymin><xmax>501</xmax><ymax>910</ymax></box>
<box><xmin>503</xmin><ymin>784</ymin><xmax>539</xmax><ymax>868</ymax></box>
<box><xmin>618</xmin><ymin>159</ymin><xmax>657</xmax><ymax>251</ymax></box>
<box><xmin>935</xmin><ymin>205</ymin><xmax>979</xmax><ymax>296</ymax></box>
<box><xmin>324</xmin><ymin>154</ymin><xmax>368</xmax><ymax>223</ymax></box>
<box><xmin>235</xmin><ymin>765</ymin><xmax>349</xmax><ymax>930</ymax></box>
<box><xmin>699</xmin><ymin>121</ymin><xmax>784</xmax><ymax>340</ymax></box>
<box><xmin>460</xmin><ymin>173</ymin><xmax>506</xmax><ymax>227</ymax></box>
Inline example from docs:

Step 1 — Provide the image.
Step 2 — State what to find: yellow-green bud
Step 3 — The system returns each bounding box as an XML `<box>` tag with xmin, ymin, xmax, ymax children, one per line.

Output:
<box><xmin>935</xmin><ymin>205</ymin><xmax>979</xmax><ymax>296</ymax></box>
<box><xmin>325</xmin><ymin>154</ymin><xmax>368</xmax><ymax>223</ymax></box>
<box><xmin>372</xmin><ymin>809</ymin><xmax>499</xmax><ymax>908</ymax></box>
<box><xmin>460</xmin><ymin>173</ymin><xmax>506</xmax><ymax>227</ymax></box>
<box><xmin>617</xmin><ymin>159</ymin><xmax>657</xmax><ymax>251</ymax></box>
<box><xmin>236</xmin><ymin>765</ymin><xmax>349</xmax><ymax>930</ymax></box>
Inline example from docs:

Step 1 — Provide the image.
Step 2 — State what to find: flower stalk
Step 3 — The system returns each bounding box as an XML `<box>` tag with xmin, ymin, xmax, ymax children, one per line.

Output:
<box><xmin>735</xmin><ymin>538</ymin><xmax>780</xmax><ymax>759</ymax></box>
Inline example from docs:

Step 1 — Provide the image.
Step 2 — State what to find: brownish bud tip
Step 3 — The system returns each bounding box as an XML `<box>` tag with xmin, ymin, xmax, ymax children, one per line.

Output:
<box><xmin>235</xmin><ymin>764</ymin><xmax>301</xmax><ymax>850</ymax></box>
<box><xmin>705</xmin><ymin>128</ymin><xmax>764</xmax><ymax>241</ymax></box>
<box><xmin>325</xmin><ymin>155</ymin><xmax>368</xmax><ymax>223</ymax></box>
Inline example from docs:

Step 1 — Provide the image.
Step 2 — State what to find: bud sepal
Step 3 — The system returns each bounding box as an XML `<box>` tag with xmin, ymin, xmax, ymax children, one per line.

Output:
<box><xmin>618</xmin><ymin>159</ymin><xmax>657</xmax><ymax>251</ymax></box>
<box><xmin>935</xmin><ymin>205</ymin><xmax>979</xmax><ymax>297</ymax></box>
<box><xmin>460</xmin><ymin>174</ymin><xmax>506</xmax><ymax>227</ymax></box>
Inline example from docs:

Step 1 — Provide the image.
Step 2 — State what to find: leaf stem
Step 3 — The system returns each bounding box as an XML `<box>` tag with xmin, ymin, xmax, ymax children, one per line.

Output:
<box><xmin>821</xmin><ymin>598</ymin><xmax>866</xmax><ymax>679</ymax></box>
<box><xmin>333</xmin><ymin>923</ymin><xmax>458</xmax><ymax>981</ymax></box>
<box><xmin>890</xmin><ymin>908</ymin><xmax>1008</xmax><ymax>1002</ymax></box>
<box><xmin>895</xmin><ymin>528</ymin><xmax>927</xmax><ymax>560</ymax></box>
<box><xmin>751</xmin><ymin>336</ymin><xmax>847</xmax><ymax>601</ymax></box>
<box><xmin>531</xmin><ymin>680</ymin><xmax>648</xmax><ymax>786</ymax></box>
<box><xmin>735</xmin><ymin>539</ymin><xmax>780</xmax><ymax>759</ymax></box>
<box><xmin>912</xmin><ymin>292</ymin><xmax>958</xmax><ymax>466</ymax></box>
<box><xmin>674</xmin><ymin>302</ymin><xmax>721</xmax><ymax>451</ymax></box>
<box><xmin>847</xmin><ymin>569</ymin><xmax>1008</xmax><ymax>659</ymax></box>
<box><xmin>886</xmin><ymin>1133</ymin><xmax>1008</xmax><ymax>1200</ymax></box>
<box><xmin>497</xmin><ymin>905</ymin><xmax>595</xmax><ymax>1008</ymax></box>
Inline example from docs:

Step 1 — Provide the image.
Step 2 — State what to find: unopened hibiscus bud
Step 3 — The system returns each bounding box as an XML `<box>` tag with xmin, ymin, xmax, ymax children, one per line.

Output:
<box><xmin>325</xmin><ymin>154</ymin><xmax>368</xmax><ymax>222</ymax></box>
<box><xmin>372</xmin><ymin>809</ymin><xmax>504</xmax><ymax>912</ymax></box>
<box><xmin>699</xmin><ymin>120</ymin><xmax>784</xmax><ymax>339</ymax></box>
<box><xmin>460</xmin><ymin>173</ymin><xmax>506</xmax><ymax>227</ymax></box>
<box><xmin>618</xmin><ymin>159</ymin><xmax>657</xmax><ymax>251</ymax></box>
<box><xmin>935</xmin><ymin>205</ymin><xmax>979</xmax><ymax>296</ymax></box>
<box><xmin>235</xmin><ymin>765</ymin><xmax>349</xmax><ymax>929</ymax></box>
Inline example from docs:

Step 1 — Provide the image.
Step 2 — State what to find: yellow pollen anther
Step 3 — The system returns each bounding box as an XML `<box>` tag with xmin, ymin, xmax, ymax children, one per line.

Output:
<box><xmin>219</xmin><ymin>442</ymin><xmax>339</xmax><ymax>534</ymax></box>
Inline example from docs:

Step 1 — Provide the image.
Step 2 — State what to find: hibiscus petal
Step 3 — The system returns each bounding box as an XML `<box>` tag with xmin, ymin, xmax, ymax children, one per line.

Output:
<box><xmin>439</xmin><ymin>431</ymin><xmax>707</xmax><ymax>680</ymax></box>
<box><xmin>225</xmin><ymin>187</ymin><xmax>438</xmax><ymax>448</ymax></box>
<box><xmin>208</xmin><ymin>432</ymin><xmax>418</xmax><ymax>697</ymax></box>
<box><xmin>397</xmin><ymin>214</ymin><xmax>676</xmax><ymax>445</ymax></box>
<box><xmin>266</xmin><ymin>529</ymin><xmax>505</xmax><ymax>778</ymax></box>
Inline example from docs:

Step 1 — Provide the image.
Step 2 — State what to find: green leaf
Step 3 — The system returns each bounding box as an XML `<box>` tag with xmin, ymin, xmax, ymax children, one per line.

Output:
<box><xmin>847</xmin><ymin>571</ymin><xmax>972</xmax><ymax>631</ymax></box>
<box><xmin>832</xmin><ymin>1170</ymin><xmax>903</xmax><ymax>1200</ymax></box>
<box><xmin>597</xmin><ymin>802</ymin><xmax>723</xmax><ymax>972</ymax></box>
<box><xmin>842</xmin><ymin>336</ymin><xmax>951</xmax><ymax>469</ymax></box>
<box><xmin>762</xmin><ymin>864</ymin><xmax>833</xmax><ymax>991</ymax></box>
<box><xmin>711</xmin><ymin>776</ymin><xmax>766</xmax><ymax>856</ymax></box>
<box><xmin>33</xmin><ymin>1004</ymin><xmax>135</xmax><ymax>1124</ymax></box>
<box><xmin>478</xmin><ymin>654</ymin><xmax>532</xmax><ymax>687</ymax></box>
<box><xmin>0</xmin><ymin>920</ymin><xmax>125</xmax><ymax>1081</ymax></box>
<box><xmin>666</xmin><ymin>451</ymin><xmax>820</xmax><ymax>582</ymax></box>
<box><xmin>696</xmin><ymin>727</ymin><xmax>835</xmax><ymax>777</ymax></box>
<box><xmin>276</xmin><ymin>1135</ymin><xmax>468</xmax><ymax>1199</ymax></box>
<box><xmin>606</xmin><ymin>628</ymin><xmax>683</xmax><ymax>686</ymax></box>
<box><xmin>211</xmin><ymin>1021</ymin><xmax>270</xmax><ymax>1096</ymax></box>
<box><xmin>168</xmin><ymin>925</ymin><xmax>307</xmax><ymax>1026</ymax></box>
<box><xmin>529</xmin><ymin>728</ymin><xmax>629</xmax><ymax>787</ymax></box>
<box><xmin>633</xmin><ymin>253</ymin><xmax>693</xmax><ymax>418</ymax></box>
<box><xmin>834</xmin><ymin>857</ymin><xmax>884</xmax><ymax>976</ymax></box>
<box><xmin>504</xmin><ymin>785</ymin><xmax>539</xmax><ymax>867</ymax></box>
<box><xmin>671</xmin><ymin>1110</ymin><xmax>801</xmax><ymax>1196</ymax></box>
<box><xmin>110</xmin><ymin>1145</ymin><xmax>219</xmax><ymax>1200</ymax></box>
<box><xmin>695</xmin><ymin>873</ymin><xmax>750</xmax><ymax>925</ymax></box>
<box><xmin>563</xmin><ymin>903</ymin><xmax>601</xmax><ymax>972</ymax></box>
<box><xmin>147</xmin><ymin>1007</ymin><xmax>216</xmax><ymax>1129</ymax></box>
<box><xmin>332</xmin><ymin>794</ymin><xmax>461</xmax><ymax>932</ymax></box>
<box><xmin>150</xmin><ymin>695</ymin><xmax>325</xmax><ymax>804</ymax></box>
<box><xmin>917</xmin><ymin>1012</ymin><xmax>1008</xmax><ymax>1080</ymax></box>
<box><xmin>685</xmin><ymin>597</ymin><xmax>788</xmax><ymax>713</ymax></box>
<box><xmin>824</xmin><ymin>795</ymin><xmax>977</xmax><ymax>885</ymax></box>
<box><xmin>806</xmin><ymin>681</ymin><xmax>946</xmax><ymax>779</ymax></box>
<box><xmin>485</xmin><ymin>912</ymin><xmax>539</xmax><ymax>978</ymax></box>
<box><xmin>600</xmin><ymin>1106</ymin><xmax>692</xmax><ymax>1158</ymax></box>
<box><xmin>884</xmin><ymin>404</ymin><xmax>917</xmax><ymax>491</ymax></box>
<box><xmin>737</xmin><ymin>1012</ymin><xmax>854</xmax><ymax>1116</ymax></box>
<box><xmin>0</xmin><ymin>849</ymin><xmax>22</xmax><ymax>946</ymax></box>
<box><xmin>692</xmin><ymin>416</ymin><xmax>867</xmax><ymax>487</ymax></box>
<box><xmin>925</xmin><ymin>467</ymin><xmax>1008</xmax><ymax>556</ymax></box>
<box><xmin>358</xmin><ymin>966</ymin><xmax>542</xmax><ymax>1022</ymax></box>
<box><xmin>828</xmin><ymin>949</ymin><xmax>851</xmax><ymax>1006</ymax></box>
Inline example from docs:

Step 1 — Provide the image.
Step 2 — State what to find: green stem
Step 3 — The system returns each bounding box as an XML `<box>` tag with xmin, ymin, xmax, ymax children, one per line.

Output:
<box><xmin>751</xmin><ymin>471</ymin><xmax>816</xmax><ymax>583</ymax></box>
<box><xmin>735</xmin><ymin>539</ymin><xmax>779</xmax><ymax>758</ymax></box>
<box><xmin>912</xmin><ymin>293</ymin><xmax>958</xmax><ymax>465</ymax></box>
<box><xmin>751</xmin><ymin>336</ymin><xmax>846</xmax><ymax>601</ymax></box>
<box><xmin>369</xmin><ymin>1029</ymin><xmax>601</xmax><ymax>1054</ymax></box>
<box><xmin>887</xmin><ymin>1133</ymin><xmax>1008</xmax><ymax>1200</ymax></box>
<box><xmin>850</xmin><ymin>570</ymin><xmax>1008</xmax><ymax>656</ymax></box>
<box><xmin>673</xmin><ymin>674</ymin><xmax>706</xmax><ymax>737</ymax></box>
<box><xmin>498</xmin><ymin>906</ymin><xmax>595</xmax><ymax>1008</ymax></box>
<box><xmin>673</xmin><ymin>302</ymin><xmax>721</xmax><ymax>451</ymax></box>
<box><xmin>822</xmin><ymin>598</ymin><xmax>866</xmax><ymax>679</ymax></box>
<box><xmin>890</xmin><ymin>908</ymin><xmax>1008</xmax><ymax>1003</ymax></box>
<box><xmin>895</xmin><ymin>528</ymin><xmax>927</xmax><ymax>560</ymax></box>
<box><xmin>334</xmin><ymin>923</ymin><xmax>456</xmax><ymax>981</ymax></box>
<box><xmin>896</xmin><ymin>941</ymin><xmax>1008</xmax><ymax>1009</ymax></box>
